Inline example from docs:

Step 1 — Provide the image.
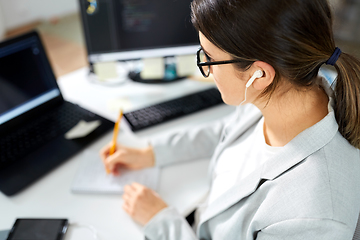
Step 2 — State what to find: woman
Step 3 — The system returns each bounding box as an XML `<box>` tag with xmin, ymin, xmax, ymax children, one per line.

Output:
<box><xmin>100</xmin><ymin>0</ymin><xmax>360</xmax><ymax>239</ymax></box>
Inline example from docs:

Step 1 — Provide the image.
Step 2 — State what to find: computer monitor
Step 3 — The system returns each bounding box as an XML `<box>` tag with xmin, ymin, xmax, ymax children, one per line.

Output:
<box><xmin>78</xmin><ymin>0</ymin><xmax>199</xmax><ymax>64</ymax></box>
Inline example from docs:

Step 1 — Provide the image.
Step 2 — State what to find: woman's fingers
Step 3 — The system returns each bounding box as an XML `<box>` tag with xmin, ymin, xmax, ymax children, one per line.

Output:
<box><xmin>122</xmin><ymin>182</ymin><xmax>168</xmax><ymax>225</ymax></box>
<box><xmin>100</xmin><ymin>144</ymin><xmax>155</xmax><ymax>175</ymax></box>
<box><xmin>104</xmin><ymin>150</ymin><xmax>121</xmax><ymax>172</ymax></box>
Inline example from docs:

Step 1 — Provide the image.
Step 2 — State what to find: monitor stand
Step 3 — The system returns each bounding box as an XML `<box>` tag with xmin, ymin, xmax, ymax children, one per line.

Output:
<box><xmin>128</xmin><ymin>71</ymin><xmax>186</xmax><ymax>84</ymax></box>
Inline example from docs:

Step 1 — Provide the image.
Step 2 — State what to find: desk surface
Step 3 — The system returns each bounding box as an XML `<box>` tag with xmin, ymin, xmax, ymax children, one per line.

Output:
<box><xmin>0</xmin><ymin>67</ymin><xmax>235</xmax><ymax>240</ymax></box>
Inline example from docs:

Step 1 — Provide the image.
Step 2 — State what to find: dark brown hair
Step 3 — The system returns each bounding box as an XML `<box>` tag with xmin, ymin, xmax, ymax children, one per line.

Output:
<box><xmin>191</xmin><ymin>0</ymin><xmax>360</xmax><ymax>149</ymax></box>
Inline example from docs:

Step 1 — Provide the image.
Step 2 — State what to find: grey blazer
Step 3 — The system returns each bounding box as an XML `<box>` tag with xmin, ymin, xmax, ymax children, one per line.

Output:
<box><xmin>144</xmin><ymin>103</ymin><xmax>360</xmax><ymax>240</ymax></box>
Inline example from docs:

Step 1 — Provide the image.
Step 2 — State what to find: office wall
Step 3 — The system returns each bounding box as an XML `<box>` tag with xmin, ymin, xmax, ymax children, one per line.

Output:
<box><xmin>0</xmin><ymin>0</ymin><xmax>79</xmax><ymax>30</ymax></box>
<box><xmin>0</xmin><ymin>2</ymin><xmax>5</xmax><ymax>40</ymax></box>
<box><xmin>328</xmin><ymin>0</ymin><xmax>341</xmax><ymax>8</ymax></box>
<box><xmin>333</xmin><ymin>0</ymin><xmax>360</xmax><ymax>43</ymax></box>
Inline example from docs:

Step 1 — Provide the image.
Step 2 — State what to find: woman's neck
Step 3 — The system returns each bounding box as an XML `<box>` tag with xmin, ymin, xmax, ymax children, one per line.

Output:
<box><xmin>255</xmin><ymin>84</ymin><xmax>329</xmax><ymax>147</ymax></box>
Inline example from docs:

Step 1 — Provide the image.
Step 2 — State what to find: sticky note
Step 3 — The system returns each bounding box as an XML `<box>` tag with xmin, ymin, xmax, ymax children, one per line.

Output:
<box><xmin>93</xmin><ymin>62</ymin><xmax>118</xmax><ymax>81</ymax></box>
<box><xmin>140</xmin><ymin>58</ymin><xmax>165</xmax><ymax>79</ymax></box>
<box><xmin>176</xmin><ymin>55</ymin><xmax>197</xmax><ymax>77</ymax></box>
<box><xmin>65</xmin><ymin>120</ymin><xmax>101</xmax><ymax>139</ymax></box>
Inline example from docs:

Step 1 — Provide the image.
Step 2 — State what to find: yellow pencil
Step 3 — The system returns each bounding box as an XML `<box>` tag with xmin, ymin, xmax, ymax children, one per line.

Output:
<box><xmin>107</xmin><ymin>109</ymin><xmax>123</xmax><ymax>173</ymax></box>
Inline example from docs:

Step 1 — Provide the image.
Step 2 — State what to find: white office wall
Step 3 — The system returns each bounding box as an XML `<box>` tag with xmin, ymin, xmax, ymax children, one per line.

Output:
<box><xmin>0</xmin><ymin>0</ymin><xmax>79</xmax><ymax>30</ymax></box>
<box><xmin>0</xmin><ymin>2</ymin><xmax>5</xmax><ymax>40</ymax></box>
<box><xmin>328</xmin><ymin>0</ymin><xmax>341</xmax><ymax>9</ymax></box>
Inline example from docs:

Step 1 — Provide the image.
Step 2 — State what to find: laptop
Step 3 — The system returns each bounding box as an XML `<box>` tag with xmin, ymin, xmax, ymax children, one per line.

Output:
<box><xmin>0</xmin><ymin>31</ymin><xmax>114</xmax><ymax>196</ymax></box>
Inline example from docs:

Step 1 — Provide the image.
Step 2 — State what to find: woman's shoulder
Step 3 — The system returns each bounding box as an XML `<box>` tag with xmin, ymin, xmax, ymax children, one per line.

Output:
<box><xmin>319</xmin><ymin>131</ymin><xmax>360</xmax><ymax>194</ymax></box>
<box><xmin>296</xmin><ymin>130</ymin><xmax>360</xmax><ymax>194</ymax></box>
<box><xmin>259</xmin><ymin>139</ymin><xmax>360</xmax><ymax>229</ymax></box>
<box><xmin>282</xmin><ymin>133</ymin><xmax>359</xmax><ymax>220</ymax></box>
<box><xmin>324</xmin><ymin>130</ymin><xmax>360</xmax><ymax>160</ymax></box>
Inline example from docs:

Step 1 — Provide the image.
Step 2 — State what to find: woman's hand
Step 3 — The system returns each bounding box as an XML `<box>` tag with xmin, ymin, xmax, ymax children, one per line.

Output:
<box><xmin>100</xmin><ymin>143</ymin><xmax>155</xmax><ymax>175</ymax></box>
<box><xmin>122</xmin><ymin>182</ymin><xmax>168</xmax><ymax>226</ymax></box>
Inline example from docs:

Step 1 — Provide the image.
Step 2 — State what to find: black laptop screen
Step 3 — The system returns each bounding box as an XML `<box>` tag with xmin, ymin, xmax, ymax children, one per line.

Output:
<box><xmin>0</xmin><ymin>36</ymin><xmax>60</xmax><ymax>125</ymax></box>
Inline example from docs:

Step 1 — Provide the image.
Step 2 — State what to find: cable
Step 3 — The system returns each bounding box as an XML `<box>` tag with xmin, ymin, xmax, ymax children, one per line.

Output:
<box><xmin>240</xmin><ymin>70</ymin><xmax>263</xmax><ymax>106</ymax></box>
<box><xmin>239</xmin><ymin>86</ymin><xmax>249</xmax><ymax>106</ymax></box>
<box><xmin>68</xmin><ymin>222</ymin><xmax>102</xmax><ymax>240</ymax></box>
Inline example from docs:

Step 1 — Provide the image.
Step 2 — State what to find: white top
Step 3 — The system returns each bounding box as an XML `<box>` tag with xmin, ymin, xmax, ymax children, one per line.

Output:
<box><xmin>194</xmin><ymin>117</ymin><xmax>281</xmax><ymax>229</ymax></box>
<box><xmin>210</xmin><ymin>117</ymin><xmax>265</xmax><ymax>204</ymax></box>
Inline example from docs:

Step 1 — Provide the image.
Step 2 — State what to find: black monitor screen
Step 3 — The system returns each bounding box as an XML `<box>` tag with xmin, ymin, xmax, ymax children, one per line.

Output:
<box><xmin>79</xmin><ymin>0</ymin><xmax>198</xmax><ymax>55</ymax></box>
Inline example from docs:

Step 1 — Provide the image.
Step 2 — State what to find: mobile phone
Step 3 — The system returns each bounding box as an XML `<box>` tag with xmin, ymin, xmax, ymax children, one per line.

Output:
<box><xmin>6</xmin><ymin>218</ymin><xmax>68</xmax><ymax>240</ymax></box>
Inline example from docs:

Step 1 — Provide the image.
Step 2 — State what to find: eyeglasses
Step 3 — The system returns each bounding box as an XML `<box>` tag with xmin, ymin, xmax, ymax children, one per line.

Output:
<box><xmin>196</xmin><ymin>48</ymin><xmax>243</xmax><ymax>78</ymax></box>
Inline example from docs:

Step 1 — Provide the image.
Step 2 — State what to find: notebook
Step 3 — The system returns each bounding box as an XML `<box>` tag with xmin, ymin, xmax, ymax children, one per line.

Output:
<box><xmin>0</xmin><ymin>31</ymin><xmax>114</xmax><ymax>196</ymax></box>
<box><xmin>69</xmin><ymin>123</ymin><xmax>159</xmax><ymax>194</ymax></box>
<box><xmin>71</xmin><ymin>150</ymin><xmax>159</xmax><ymax>194</ymax></box>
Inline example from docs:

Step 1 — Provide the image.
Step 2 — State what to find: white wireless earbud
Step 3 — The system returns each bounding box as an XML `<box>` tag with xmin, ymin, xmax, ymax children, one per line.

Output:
<box><xmin>240</xmin><ymin>70</ymin><xmax>264</xmax><ymax>105</ymax></box>
<box><xmin>245</xmin><ymin>70</ymin><xmax>263</xmax><ymax>88</ymax></box>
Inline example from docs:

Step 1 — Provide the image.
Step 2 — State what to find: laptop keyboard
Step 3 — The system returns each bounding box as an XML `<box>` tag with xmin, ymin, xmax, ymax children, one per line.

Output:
<box><xmin>0</xmin><ymin>102</ymin><xmax>96</xmax><ymax>167</ymax></box>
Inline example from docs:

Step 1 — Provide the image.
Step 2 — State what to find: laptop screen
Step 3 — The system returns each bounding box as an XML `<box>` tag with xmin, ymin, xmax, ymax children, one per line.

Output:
<box><xmin>0</xmin><ymin>35</ymin><xmax>60</xmax><ymax>125</ymax></box>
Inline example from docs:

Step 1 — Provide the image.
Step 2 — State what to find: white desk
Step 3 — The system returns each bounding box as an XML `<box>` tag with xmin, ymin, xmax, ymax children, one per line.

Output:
<box><xmin>0</xmin><ymin>67</ymin><xmax>235</xmax><ymax>240</ymax></box>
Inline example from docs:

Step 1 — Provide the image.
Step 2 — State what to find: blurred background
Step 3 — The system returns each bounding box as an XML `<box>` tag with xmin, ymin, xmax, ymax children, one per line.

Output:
<box><xmin>0</xmin><ymin>0</ymin><xmax>359</xmax><ymax>79</ymax></box>
<box><xmin>0</xmin><ymin>0</ymin><xmax>86</xmax><ymax>78</ymax></box>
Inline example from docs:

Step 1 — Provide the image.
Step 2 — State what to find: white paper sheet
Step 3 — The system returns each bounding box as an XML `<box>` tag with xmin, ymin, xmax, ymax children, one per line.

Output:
<box><xmin>65</xmin><ymin>120</ymin><xmax>101</xmax><ymax>139</ymax></box>
<box><xmin>71</xmin><ymin>150</ymin><xmax>159</xmax><ymax>194</ymax></box>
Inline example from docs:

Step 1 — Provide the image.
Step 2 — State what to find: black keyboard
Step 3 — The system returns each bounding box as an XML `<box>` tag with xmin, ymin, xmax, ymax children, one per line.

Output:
<box><xmin>0</xmin><ymin>102</ymin><xmax>96</xmax><ymax>167</ymax></box>
<box><xmin>124</xmin><ymin>87</ymin><xmax>224</xmax><ymax>131</ymax></box>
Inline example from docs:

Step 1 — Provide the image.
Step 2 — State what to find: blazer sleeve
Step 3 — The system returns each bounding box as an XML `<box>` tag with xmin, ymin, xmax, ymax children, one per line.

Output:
<box><xmin>143</xmin><ymin>207</ymin><xmax>199</xmax><ymax>240</ymax></box>
<box><xmin>257</xmin><ymin>218</ymin><xmax>353</xmax><ymax>240</ymax></box>
<box><xmin>150</xmin><ymin>111</ymin><xmax>235</xmax><ymax>167</ymax></box>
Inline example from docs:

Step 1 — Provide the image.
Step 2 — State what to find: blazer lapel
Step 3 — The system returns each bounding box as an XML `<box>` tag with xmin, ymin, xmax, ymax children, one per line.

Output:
<box><xmin>199</xmin><ymin>165</ymin><xmax>263</xmax><ymax>228</ymax></box>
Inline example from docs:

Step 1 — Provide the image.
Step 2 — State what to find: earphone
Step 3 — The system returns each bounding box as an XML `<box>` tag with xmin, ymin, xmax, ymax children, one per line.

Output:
<box><xmin>240</xmin><ymin>70</ymin><xmax>264</xmax><ymax>105</ymax></box>
<box><xmin>245</xmin><ymin>70</ymin><xmax>263</xmax><ymax>88</ymax></box>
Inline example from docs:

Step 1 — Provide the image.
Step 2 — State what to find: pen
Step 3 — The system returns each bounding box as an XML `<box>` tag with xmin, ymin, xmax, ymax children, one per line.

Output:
<box><xmin>107</xmin><ymin>109</ymin><xmax>123</xmax><ymax>173</ymax></box>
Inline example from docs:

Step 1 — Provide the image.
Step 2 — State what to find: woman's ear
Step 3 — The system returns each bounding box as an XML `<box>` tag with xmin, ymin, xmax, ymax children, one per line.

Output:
<box><xmin>251</xmin><ymin>61</ymin><xmax>275</xmax><ymax>91</ymax></box>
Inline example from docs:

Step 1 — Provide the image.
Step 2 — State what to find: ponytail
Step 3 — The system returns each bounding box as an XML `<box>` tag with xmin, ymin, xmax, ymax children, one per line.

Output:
<box><xmin>333</xmin><ymin>53</ymin><xmax>360</xmax><ymax>149</ymax></box>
